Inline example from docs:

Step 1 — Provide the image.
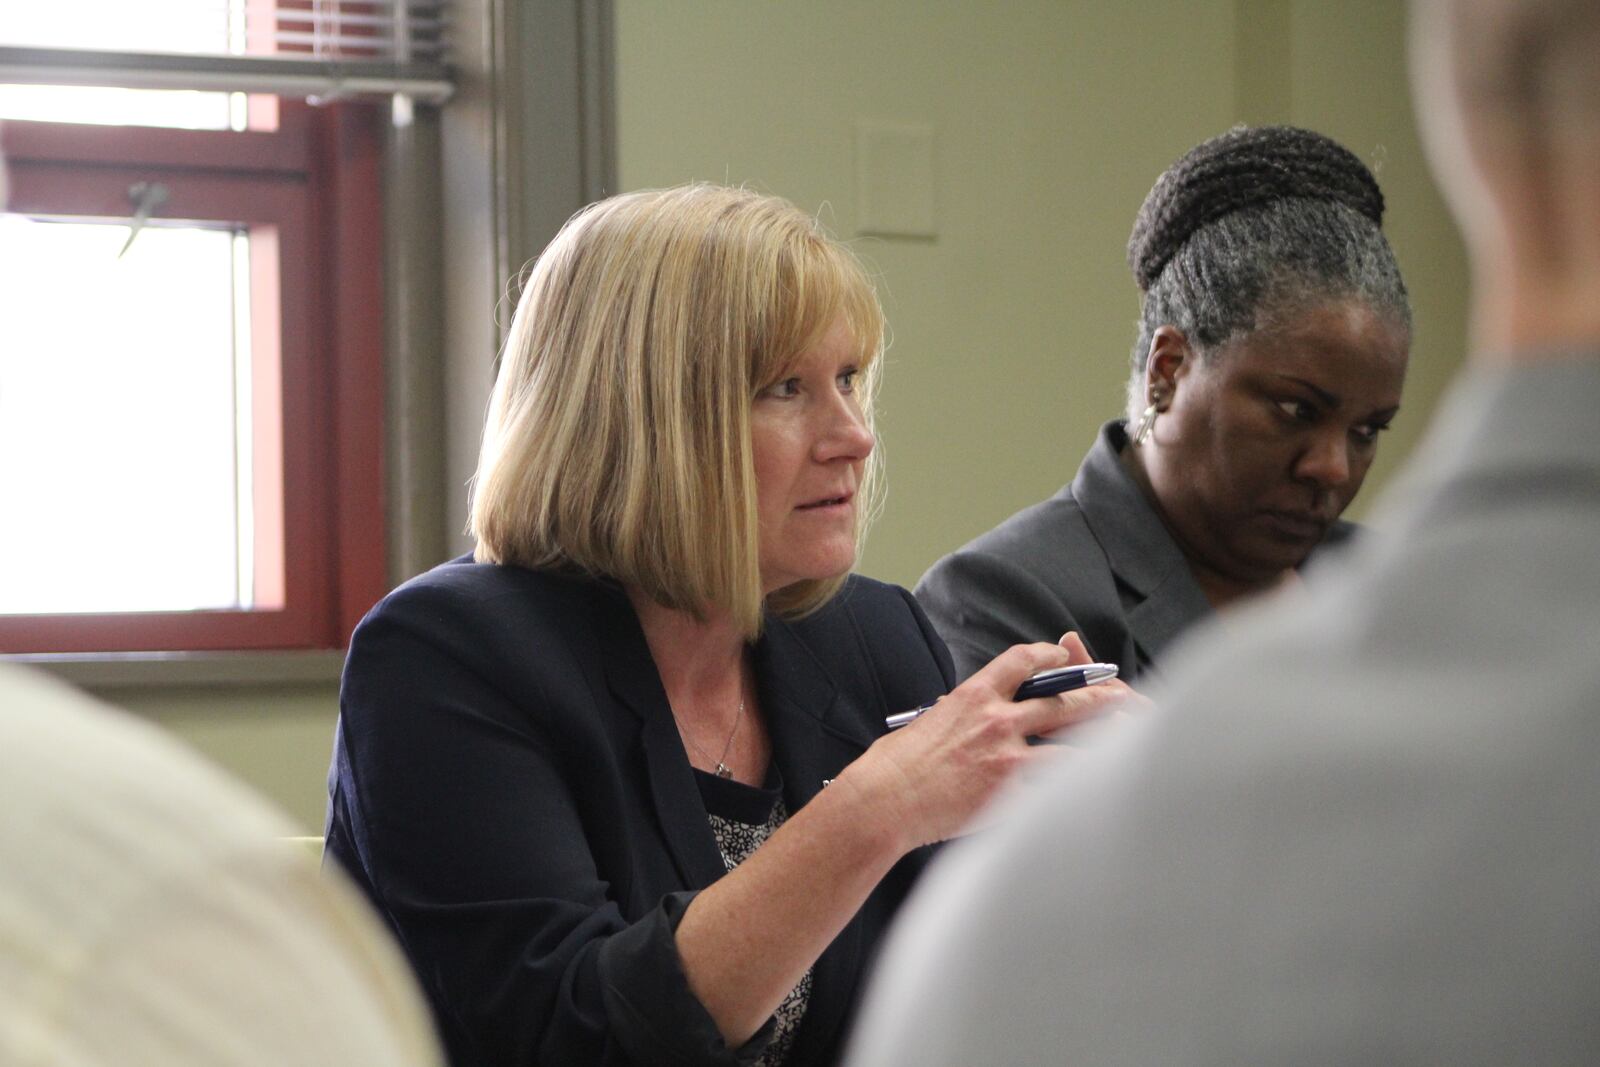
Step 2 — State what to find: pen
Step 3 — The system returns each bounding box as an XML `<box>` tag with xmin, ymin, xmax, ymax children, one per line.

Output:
<box><xmin>885</xmin><ymin>662</ymin><xmax>1119</xmax><ymax>730</ymax></box>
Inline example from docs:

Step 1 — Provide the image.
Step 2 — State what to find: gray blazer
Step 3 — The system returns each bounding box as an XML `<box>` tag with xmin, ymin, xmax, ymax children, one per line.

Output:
<box><xmin>849</xmin><ymin>355</ymin><xmax>1600</xmax><ymax>1067</ymax></box>
<box><xmin>915</xmin><ymin>421</ymin><xmax>1354</xmax><ymax>683</ymax></box>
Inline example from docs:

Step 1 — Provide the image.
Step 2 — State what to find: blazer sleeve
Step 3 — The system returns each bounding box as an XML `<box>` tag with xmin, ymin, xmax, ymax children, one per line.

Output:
<box><xmin>898</xmin><ymin>583</ymin><xmax>958</xmax><ymax>693</ymax></box>
<box><xmin>329</xmin><ymin>580</ymin><xmax>769</xmax><ymax>1067</ymax></box>
<box><xmin>914</xmin><ymin>547</ymin><xmax>1090</xmax><ymax>683</ymax></box>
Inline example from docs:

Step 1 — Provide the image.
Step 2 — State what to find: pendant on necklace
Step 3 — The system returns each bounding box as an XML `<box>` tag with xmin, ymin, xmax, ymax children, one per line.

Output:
<box><xmin>714</xmin><ymin>762</ymin><xmax>732</xmax><ymax>779</ymax></box>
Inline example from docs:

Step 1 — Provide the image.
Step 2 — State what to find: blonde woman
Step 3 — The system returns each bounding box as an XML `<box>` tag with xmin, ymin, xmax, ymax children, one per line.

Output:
<box><xmin>326</xmin><ymin>185</ymin><xmax>1131</xmax><ymax>1067</ymax></box>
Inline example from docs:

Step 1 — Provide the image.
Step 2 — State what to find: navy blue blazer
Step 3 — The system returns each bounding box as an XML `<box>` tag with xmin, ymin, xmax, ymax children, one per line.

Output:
<box><xmin>326</xmin><ymin>559</ymin><xmax>953</xmax><ymax>1067</ymax></box>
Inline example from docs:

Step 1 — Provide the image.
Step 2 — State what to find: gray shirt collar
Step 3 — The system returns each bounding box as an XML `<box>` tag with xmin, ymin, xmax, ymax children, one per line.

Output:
<box><xmin>1374</xmin><ymin>354</ymin><xmax>1600</xmax><ymax>528</ymax></box>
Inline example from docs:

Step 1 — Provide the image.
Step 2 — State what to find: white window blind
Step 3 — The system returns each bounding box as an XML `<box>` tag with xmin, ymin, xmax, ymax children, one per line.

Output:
<box><xmin>0</xmin><ymin>0</ymin><xmax>452</xmax><ymax>104</ymax></box>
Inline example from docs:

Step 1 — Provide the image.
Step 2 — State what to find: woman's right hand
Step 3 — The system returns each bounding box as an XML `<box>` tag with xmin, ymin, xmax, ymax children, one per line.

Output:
<box><xmin>832</xmin><ymin>634</ymin><xmax>1137</xmax><ymax>851</ymax></box>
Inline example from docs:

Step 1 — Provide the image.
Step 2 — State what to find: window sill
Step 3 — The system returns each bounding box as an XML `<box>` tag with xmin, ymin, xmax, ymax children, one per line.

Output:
<box><xmin>6</xmin><ymin>649</ymin><xmax>344</xmax><ymax>690</ymax></box>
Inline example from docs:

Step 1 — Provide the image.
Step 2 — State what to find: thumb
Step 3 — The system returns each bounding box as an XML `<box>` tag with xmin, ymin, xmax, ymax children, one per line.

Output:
<box><xmin>1058</xmin><ymin>631</ymin><xmax>1093</xmax><ymax>665</ymax></box>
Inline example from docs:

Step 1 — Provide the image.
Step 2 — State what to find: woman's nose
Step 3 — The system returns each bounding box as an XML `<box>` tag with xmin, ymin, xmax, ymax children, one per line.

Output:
<box><xmin>815</xmin><ymin>397</ymin><xmax>875</xmax><ymax>462</ymax></box>
<box><xmin>1295</xmin><ymin>429</ymin><xmax>1352</xmax><ymax>487</ymax></box>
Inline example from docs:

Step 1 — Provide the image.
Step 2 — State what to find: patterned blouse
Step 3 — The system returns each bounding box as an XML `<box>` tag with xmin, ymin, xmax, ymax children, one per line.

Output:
<box><xmin>694</xmin><ymin>768</ymin><xmax>811</xmax><ymax>1067</ymax></box>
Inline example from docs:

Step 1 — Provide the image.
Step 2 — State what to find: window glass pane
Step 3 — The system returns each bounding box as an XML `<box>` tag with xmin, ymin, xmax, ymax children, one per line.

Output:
<box><xmin>0</xmin><ymin>214</ymin><xmax>260</xmax><ymax>615</ymax></box>
<box><xmin>0</xmin><ymin>0</ymin><xmax>251</xmax><ymax>130</ymax></box>
<box><xmin>0</xmin><ymin>86</ymin><xmax>236</xmax><ymax>130</ymax></box>
<box><xmin>0</xmin><ymin>0</ymin><xmax>237</xmax><ymax>55</ymax></box>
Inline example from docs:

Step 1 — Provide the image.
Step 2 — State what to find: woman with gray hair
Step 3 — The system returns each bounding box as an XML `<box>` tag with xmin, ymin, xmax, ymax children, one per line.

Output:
<box><xmin>917</xmin><ymin>125</ymin><xmax>1413</xmax><ymax>684</ymax></box>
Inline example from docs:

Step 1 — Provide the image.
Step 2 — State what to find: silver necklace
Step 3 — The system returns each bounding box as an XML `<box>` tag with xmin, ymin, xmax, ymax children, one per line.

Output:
<box><xmin>681</xmin><ymin>698</ymin><xmax>745</xmax><ymax>779</ymax></box>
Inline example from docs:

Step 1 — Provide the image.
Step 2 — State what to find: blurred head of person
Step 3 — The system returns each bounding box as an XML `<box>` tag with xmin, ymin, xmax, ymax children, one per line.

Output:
<box><xmin>470</xmin><ymin>184</ymin><xmax>885</xmax><ymax>639</ymax></box>
<box><xmin>1411</xmin><ymin>0</ymin><xmax>1600</xmax><ymax>354</ymax></box>
<box><xmin>1122</xmin><ymin>125</ymin><xmax>1413</xmax><ymax>598</ymax></box>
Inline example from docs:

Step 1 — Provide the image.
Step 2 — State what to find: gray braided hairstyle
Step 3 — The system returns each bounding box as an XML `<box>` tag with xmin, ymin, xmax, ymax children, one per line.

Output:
<box><xmin>1125</xmin><ymin>125</ymin><xmax>1412</xmax><ymax>420</ymax></box>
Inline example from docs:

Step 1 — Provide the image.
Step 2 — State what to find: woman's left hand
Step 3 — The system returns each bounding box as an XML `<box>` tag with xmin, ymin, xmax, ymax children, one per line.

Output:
<box><xmin>830</xmin><ymin>631</ymin><xmax>1137</xmax><ymax>851</ymax></box>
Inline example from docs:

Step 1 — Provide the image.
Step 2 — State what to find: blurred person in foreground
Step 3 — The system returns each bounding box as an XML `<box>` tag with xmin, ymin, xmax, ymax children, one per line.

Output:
<box><xmin>0</xmin><ymin>662</ymin><xmax>441</xmax><ymax>1065</ymax></box>
<box><xmin>850</xmin><ymin>0</ymin><xmax>1600</xmax><ymax>1063</ymax></box>
<box><xmin>325</xmin><ymin>184</ymin><xmax>1130</xmax><ymax>1067</ymax></box>
<box><xmin>0</xmin><ymin>131</ymin><xmax>437</xmax><ymax>1067</ymax></box>
<box><xmin>917</xmin><ymin>124</ymin><xmax>1411</xmax><ymax>685</ymax></box>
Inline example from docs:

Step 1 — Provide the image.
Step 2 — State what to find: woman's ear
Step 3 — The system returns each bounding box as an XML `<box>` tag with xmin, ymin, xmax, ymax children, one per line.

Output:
<box><xmin>1143</xmin><ymin>326</ymin><xmax>1193</xmax><ymax>409</ymax></box>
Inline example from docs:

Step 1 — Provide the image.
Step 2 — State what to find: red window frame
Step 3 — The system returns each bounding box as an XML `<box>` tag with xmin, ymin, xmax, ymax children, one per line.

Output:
<box><xmin>0</xmin><ymin>102</ymin><xmax>387</xmax><ymax>653</ymax></box>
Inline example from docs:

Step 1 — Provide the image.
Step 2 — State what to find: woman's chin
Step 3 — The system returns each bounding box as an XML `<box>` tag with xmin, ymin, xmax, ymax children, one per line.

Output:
<box><xmin>760</xmin><ymin>551</ymin><xmax>858</xmax><ymax>596</ymax></box>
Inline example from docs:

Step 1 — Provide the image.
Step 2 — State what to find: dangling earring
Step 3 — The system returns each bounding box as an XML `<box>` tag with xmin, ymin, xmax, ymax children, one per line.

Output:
<box><xmin>1132</xmin><ymin>394</ymin><xmax>1163</xmax><ymax>446</ymax></box>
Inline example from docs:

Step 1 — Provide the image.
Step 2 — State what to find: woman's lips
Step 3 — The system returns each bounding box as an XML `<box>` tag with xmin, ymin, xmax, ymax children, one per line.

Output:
<box><xmin>797</xmin><ymin>492</ymin><xmax>853</xmax><ymax>511</ymax></box>
<box><xmin>1261</xmin><ymin>509</ymin><xmax>1328</xmax><ymax>539</ymax></box>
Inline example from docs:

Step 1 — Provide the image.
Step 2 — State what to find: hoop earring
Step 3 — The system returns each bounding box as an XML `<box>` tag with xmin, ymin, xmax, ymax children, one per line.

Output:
<box><xmin>1131</xmin><ymin>401</ymin><xmax>1160</xmax><ymax>446</ymax></box>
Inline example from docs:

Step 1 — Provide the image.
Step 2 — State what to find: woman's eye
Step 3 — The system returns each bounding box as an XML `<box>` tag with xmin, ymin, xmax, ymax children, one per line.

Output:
<box><xmin>837</xmin><ymin>367</ymin><xmax>859</xmax><ymax>393</ymax></box>
<box><xmin>764</xmin><ymin>378</ymin><xmax>801</xmax><ymax>399</ymax></box>
<box><xmin>1275</xmin><ymin>399</ymin><xmax>1317</xmax><ymax>422</ymax></box>
<box><xmin>1351</xmin><ymin>421</ymin><xmax>1391</xmax><ymax>445</ymax></box>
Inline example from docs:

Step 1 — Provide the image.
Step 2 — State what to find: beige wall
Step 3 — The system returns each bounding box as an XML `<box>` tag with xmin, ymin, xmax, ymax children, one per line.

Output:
<box><xmin>618</xmin><ymin>1</ymin><xmax>1238</xmax><ymax>582</ymax></box>
<box><xmin>106</xmin><ymin>681</ymin><xmax>340</xmax><ymax>832</ymax></box>
<box><xmin>616</xmin><ymin>0</ymin><xmax>1467</xmax><ymax>587</ymax></box>
<box><xmin>89</xmin><ymin>0</ymin><xmax>1469</xmax><ymax>830</ymax></box>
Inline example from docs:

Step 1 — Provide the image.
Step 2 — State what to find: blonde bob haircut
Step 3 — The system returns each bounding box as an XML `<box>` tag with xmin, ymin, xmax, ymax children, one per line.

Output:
<box><xmin>471</xmin><ymin>184</ymin><xmax>886</xmax><ymax>640</ymax></box>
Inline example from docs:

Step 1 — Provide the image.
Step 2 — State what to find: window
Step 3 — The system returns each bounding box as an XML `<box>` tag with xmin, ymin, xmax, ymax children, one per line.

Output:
<box><xmin>0</xmin><ymin>4</ymin><xmax>430</xmax><ymax>653</ymax></box>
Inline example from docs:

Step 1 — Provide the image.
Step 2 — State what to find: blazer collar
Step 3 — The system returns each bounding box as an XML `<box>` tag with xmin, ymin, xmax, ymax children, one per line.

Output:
<box><xmin>592</xmin><ymin>580</ymin><xmax>865</xmax><ymax>740</ymax></box>
<box><xmin>1071</xmin><ymin>421</ymin><xmax>1213</xmax><ymax>668</ymax></box>
<box><xmin>591</xmin><ymin>582</ymin><xmax>728</xmax><ymax>887</ymax></box>
<box><xmin>591</xmin><ymin>584</ymin><xmax>876</xmax><ymax>878</ymax></box>
<box><xmin>1381</xmin><ymin>356</ymin><xmax>1600</xmax><ymax>524</ymax></box>
<box><xmin>750</xmin><ymin>607</ymin><xmax>877</xmax><ymax>1060</ymax></box>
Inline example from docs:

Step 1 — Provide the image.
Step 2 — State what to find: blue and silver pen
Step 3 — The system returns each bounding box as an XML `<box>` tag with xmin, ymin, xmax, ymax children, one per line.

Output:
<box><xmin>885</xmin><ymin>662</ymin><xmax>1119</xmax><ymax>730</ymax></box>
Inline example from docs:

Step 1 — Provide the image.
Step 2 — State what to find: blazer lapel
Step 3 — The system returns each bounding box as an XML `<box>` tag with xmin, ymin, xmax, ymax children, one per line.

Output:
<box><xmin>1076</xmin><ymin>422</ymin><xmax>1214</xmax><ymax>673</ymax></box>
<box><xmin>591</xmin><ymin>585</ymin><xmax>728</xmax><ymax>889</ymax></box>
<box><xmin>753</xmin><ymin>610</ymin><xmax>878</xmax><ymax>1060</ymax></box>
<box><xmin>595</xmin><ymin>587</ymin><xmax>884</xmax><ymax>1054</ymax></box>
<box><xmin>1123</xmin><ymin>567</ymin><xmax>1214</xmax><ymax>674</ymax></box>
<box><xmin>752</xmin><ymin>612</ymin><xmax>877</xmax><ymax>808</ymax></box>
